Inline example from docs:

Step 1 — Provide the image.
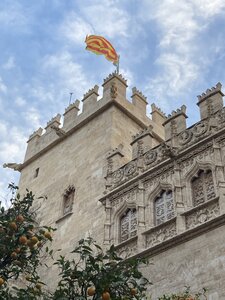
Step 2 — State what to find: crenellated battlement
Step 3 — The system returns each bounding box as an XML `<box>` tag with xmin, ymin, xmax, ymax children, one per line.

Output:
<box><xmin>21</xmin><ymin>76</ymin><xmax>224</xmax><ymax>170</ymax></box>
<box><xmin>27</xmin><ymin>127</ymin><xmax>43</xmax><ymax>142</ymax></box>
<box><xmin>132</xmin><ymin>87</ymin><xmax>147</xmax><ymax>102</ymax></box>
<box><xmin>151</xmin><ymin>103</ymin><xmax>166</xmax><ymax>118</ymax></box>
<box><xmin>103</xmin><ymin>71</ymin><xmax>127</xmax><ymax>86</ymax></box>
<box><xmin>197</xmin><ymin>82</ymin><xmax>223</xmax><ymax>102</ymax></box>
<box><xmin>83</xmin><ymin>85</ymin><xmax>99</xmax><ymax>100</ymax></box>
<box><xmin>23</xmin><ymin>73</ymin><xmax>164</xmax><ymax>163</ymax></box>
<box><xmin>167</xmin><ymin>105</ymin><xmax>187</xmax><ymax>119</ymax></box>
<box><xmin>64</xmin><ymin>99</ymin><xmax>80</xmax><ymax>114</ymax></box>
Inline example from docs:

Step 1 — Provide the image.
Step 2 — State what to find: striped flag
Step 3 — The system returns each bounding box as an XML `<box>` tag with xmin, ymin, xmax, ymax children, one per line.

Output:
<box><xmin>85</xmin><ymin>35</ymin><xmax>119</xmax><ymax>64</ymax></box>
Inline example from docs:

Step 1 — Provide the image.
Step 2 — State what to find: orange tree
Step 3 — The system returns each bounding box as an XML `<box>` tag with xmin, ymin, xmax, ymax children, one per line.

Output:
<box><xmin>158</xmin><ymin>287</ymin><xmax>207</xmax><ymax>300</ymax></box>
<box><xmin>0</xmin><ymin>184</ymin><xmax>54</xmax><ymax>299</ymax></box>
<box><xmin>53</xmin><ymin>237</ymin><xmax>150</xmax><ymax>300</ymax></box>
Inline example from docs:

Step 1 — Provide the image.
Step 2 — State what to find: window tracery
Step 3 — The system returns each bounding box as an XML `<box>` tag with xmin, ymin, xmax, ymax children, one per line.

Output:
<box><xmin>154</xmin><ymin>190</ymin><xmax>174</xmax><ymax>226</ymax></box>
<box><xmin>63</xmin><ymin>186</ymin><xmax>75</xmax><ymax>215</ymax></box>
<box><xmin>120</xmin><ymin>208</ymin><xmax>137</xmax><ymax>242</ymax></box>
<box><xmin>191</xmin><ymin>169</ymin><xmax>215</xmax><ymax>206</ymax></box>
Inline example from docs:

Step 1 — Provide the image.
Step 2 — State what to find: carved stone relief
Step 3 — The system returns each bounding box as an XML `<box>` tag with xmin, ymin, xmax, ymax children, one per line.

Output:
<box><xmin>116</xmin><ymin>238</ymin><xmax>138</xmax><ymax>259</ymax></box>
<box><xmin>145</xmin><ymin>220</ymin><xmax>176</xmax><ymax>248</ymax></box>
<box><xmin>185</xmin><ymin>200</ymin><xmax>220</xmax><ymax>230</ymax></box>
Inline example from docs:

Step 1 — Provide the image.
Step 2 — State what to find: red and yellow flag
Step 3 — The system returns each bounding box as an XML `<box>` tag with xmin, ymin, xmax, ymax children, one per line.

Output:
<box><xmin>85</xmin><ymin>35</ymin><xmax>119</xmax><ymax>64</ymax></box>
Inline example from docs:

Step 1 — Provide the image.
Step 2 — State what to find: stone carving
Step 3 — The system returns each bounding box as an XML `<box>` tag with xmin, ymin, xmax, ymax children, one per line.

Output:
<box><xmin>110</xmin><ymin>82</ymin><xmax>118</xmax><ymax>100</ymax></box>
<box><xmin>116</xmin><ymin>238</ymin><xmax>137</xmax><ymax>258</ymax></box>
<box><xmin>146</xmin><ymin>220</ymin><xmax>176</xmax><ymax>248</ymax></box>
<box><xmin>112</xmin><ymin>168</ymin><xmax>124</xmax><ymax>184</ymax></box>
<box><xmin>124</xmin><ymin>161</ymin><xmax>137</xmax><ymax>177</ymax></box>
<box><xmin>63</xmin><ymin>185</ymin><xmax>75</xmax><ymax>215</ymax></box>
<box><xmin>144</xmin><ymin>149</ymin><xmax>157</xmax><ymax>165</ymax></box>
<box><xmin>191</xmin><ymin>170</ymin><xmax>216</xmax><ymax>207</ymax></box>
<box><xmin>3</xmin><ymin>163</ymin><xmax>23</xmax><ymax>171</ymax></box>
<box><xmin>137</xmin><ymin>139</ymin><xmax>144</xmax><ymax>157</ymax></box>
<box><xmin>178</xmin><ymin>130</ymin><xmax>193</xmax><ymax>145</ymax></box>
<box><xmin>160</xmin><ymin>143</ymin><xmax>178</xmax><ymax>159</ymax></box>
<box><xmin>193</xmin><ymin>121</ymin><xmax>208</xmax><ymax>137</ymax></box>
<box><xmin>155</xmin><ymin>191</ymin><xmax>175</xmax><ymax>226</ymax></box>
<box><xmin>110</xmin><ymin>188</ymin><xmax>137</xmax><ymax>208</ymax></box>
<box><xmin>185</xmin><ymin>200</ymin><xmax>220</xmax><ymax>230</ymax></box>
<box><xmin>120</xmin><ymin>209</ymin><xmax>137</xmax><ymax>242</ymax></box>
<box><xmin>51</xmin><ymin>125</ymin><xmax>66</xmax><ymax>137</ymax></box>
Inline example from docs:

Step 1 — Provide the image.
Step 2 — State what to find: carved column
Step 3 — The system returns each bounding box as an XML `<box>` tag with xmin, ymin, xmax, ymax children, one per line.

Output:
<box><xmin>173</xmin><ymin>162</ymin><xmax>186</xmax><ymax>233</ymax></box>
<box><xmin>213</xmin><ymin>140</ymin><xmax>225</xmax><ymax>214</ymax></box>
<box><xmin>136</xmin><ymin>181</ymin><xmax>146</xmax><ymax>250</ymax></box>
<box><xmin>103</xmin><ymin>198</ymin><xmax>112</xmax><ymax>245</ymax></box>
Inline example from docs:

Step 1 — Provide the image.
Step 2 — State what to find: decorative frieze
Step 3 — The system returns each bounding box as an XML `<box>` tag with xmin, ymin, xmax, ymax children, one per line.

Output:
<box><xmin>184</xmin><ymin>198</ymin><xmax>220</xmax><ymax>230</ymax></box>
<box><xmin>144</xmin><ymin>219</ymin><xmax>177</xmax><ymax>248</ymax></box>
<box><xmin>110</xmin><ymin>188</ymin><xmax>137</xmax><ymax>209</ymax></box>
<box><xmin>115</xmin><ymin>236</ymin><xmax>138</xmax><ymax>258</ymax></box>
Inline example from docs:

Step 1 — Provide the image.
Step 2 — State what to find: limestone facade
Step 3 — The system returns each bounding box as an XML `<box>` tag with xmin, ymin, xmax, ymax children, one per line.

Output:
<box><xmin>17</xmin><ymin>74</ymin><xmax>225</xmax><ymax>299</ymax></box>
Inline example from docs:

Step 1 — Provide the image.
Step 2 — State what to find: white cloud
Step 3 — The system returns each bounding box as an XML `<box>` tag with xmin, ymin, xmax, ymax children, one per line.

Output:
<box><xmin>60</xmin><ymin>14</ymin><xmax>93</xmax><ymax>45</ymax></box>
<box><xmin>23</xmin><ymin>107</ymin><xmax>42</xmax><ymax>129</ymax></box>
<box><xmin>42</xmin><ymin>51</ymin><xmax>91</xmax><ymax>98</ymax></box>
<box><xmin>141</xmin><ymin>0</ymin><xmax>225</xmax><ymax>108</ymax></box>
<box><xmin>0</xmin><ymin>2</ymin><xmax>28</xmax><ymax>31</ymax></box>
<box><xmin>59</xmin><ymin>2</ymin><xmax>130</xmax><ymax>47</ymax></box>
<box><xmin>84</xmin><ymin>3</ymin><xmax>129</xmax><ymax>38</ymax></box>
<box><xmin>15</xmin><ymin>96</ymin><xmax>26</xmax><ymax>107</ymax></box>
<box><xmin>3</xmin><ymin>56</ymin><xmax>15</xmax><ymax>70</ymax></box>
<box><xmin>0</xmin><ymin>77</ymin><xmax>7</xmax><ymax>93</ymax></box>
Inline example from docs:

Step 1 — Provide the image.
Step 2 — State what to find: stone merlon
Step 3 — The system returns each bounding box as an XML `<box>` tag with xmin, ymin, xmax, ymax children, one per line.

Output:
<box><xmin>197</xmin><ymin>82</ymin><xmax>224</xmax><ymax>119</ymax></box>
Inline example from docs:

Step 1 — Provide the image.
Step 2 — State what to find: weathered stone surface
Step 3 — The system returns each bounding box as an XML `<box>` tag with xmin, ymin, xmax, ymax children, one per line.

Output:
<box><xmin>17</xmin><ymin>76</ymin><xmax>225</xmax><ymax>298</ymax></box>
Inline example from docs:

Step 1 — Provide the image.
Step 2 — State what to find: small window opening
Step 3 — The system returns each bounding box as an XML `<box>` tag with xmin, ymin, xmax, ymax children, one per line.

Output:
<box><xmin>34</xmin><ymin>168</ymin><xmax>39</xmax><ymax>178</ymax></box>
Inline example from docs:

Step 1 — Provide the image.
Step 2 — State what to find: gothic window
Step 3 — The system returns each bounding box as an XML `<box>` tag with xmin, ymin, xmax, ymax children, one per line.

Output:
<box><xmin>120</xmin><ymin>209</ymin><xmax>137</xmax><ymax>242</ymax></box>
<box><xmin>155</xmin><ymin>190</ymin><xmax>174</xmax><ymax>226</ymax></box>
<box><xmin>191</xmin><ymin>169</ymin><xmax>215</xmax><ymax>206</ymax></box>
<box><xmin>63</xmin><ymin>186</ymin><xmax>75</xmax><ymax>215</ymax></box>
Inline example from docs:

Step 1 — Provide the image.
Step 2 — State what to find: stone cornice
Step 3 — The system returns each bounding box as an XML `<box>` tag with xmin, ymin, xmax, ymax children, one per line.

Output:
<box><xmin>100</xmin><ymin>126</ymin><xmax>225</xmax><ymax>202</ymax></box>
<box><xmin>131</xmin><ymin>213</ymin><xmax>225</xmax><ymax>260</ymax></box>
<box><xmin>19</xmin><ymin>98</ymin><xmax>157</xmax><ymax>171</ymax></box>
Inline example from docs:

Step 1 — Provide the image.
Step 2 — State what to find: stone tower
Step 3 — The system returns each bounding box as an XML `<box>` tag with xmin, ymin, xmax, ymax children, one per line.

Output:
<box><xmin>16</xmin><ymin>75</ymin><xmax>225</xmax><ymax>298</ymax></box>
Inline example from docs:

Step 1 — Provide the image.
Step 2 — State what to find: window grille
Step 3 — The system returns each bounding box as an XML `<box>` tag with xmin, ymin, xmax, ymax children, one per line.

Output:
<box><xmin>191</xmin><ymin>170</ymin><xmax>215</xmax><ymax>206</ymax></box>
<box><xmin>63</xmin><ymin>186</ymin><xmax>75</xmax><ymax>215</ymax></box>
<box><xmin>155</xmin><ymin>190</ymin><xmax>174</xmax><ymax>226</ymax></box>
<box><xmin>120</xmin><ymin>209</ymin><xmax>137</xmax><ymax>242</ymax></box>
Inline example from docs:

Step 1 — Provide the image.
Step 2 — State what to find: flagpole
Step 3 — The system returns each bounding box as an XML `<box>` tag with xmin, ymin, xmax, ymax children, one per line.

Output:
<box><xmin>116</xmin><ymin>55</ymin><xmax>120</xmax><ymax>74</ymax></box>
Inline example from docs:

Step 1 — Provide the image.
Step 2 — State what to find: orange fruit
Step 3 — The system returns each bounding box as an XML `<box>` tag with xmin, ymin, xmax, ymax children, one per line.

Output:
<box><xmin>27</xmin><ymin>239</ymin><xmax>34</xmax><ymax>248</ymax></box>
<box><xmin>11</xmin><ymin>252</ymin><xmax>17</xmax><ymax>259</ymax></box>
<box><xmin>36</xmin><ymin>283</ymin><xmax>42</xmax><ymax>290</ymax></box>
<box><xmin>37</xmin><ymin>241</ymin><xmax>42</xmax><ymax>248</ymax></box>
<box><xmin>131</xmin><ymin>288</ymin><xmax>137</xmax><ymax>295</ymax></box>
<box><xmin>16</xmin><ymin>215</ymin><xmax>24</xmax><ymax>223</ymax></box>
<box><xmin>9</xmin><ymin>222</ymin><xmax>17</xmax><ymax>231</ymax></box>
<box><xmin>87</xmin><ymin>286</ymin><xmax>96</xmax><ymax>296</ymax></box>
<box><xmin>102</xmin><ymin>291</ymin><xmax>110</xmax><ymax>300</ymax></box>
<box><xmin>31</xmin><ymin>236</ymin><xmax>38</xmax><ymax>245</ymax></box>
<box><xmin>0</xmin><ymin>277</ymin><xmax>5</xmax><ymax>286</ymax></box>
<box><xmin>44</xmin><ymin>231</ymin><xmax>51</xmax><ymax>239</ymax></box>
<box><xmin>19</xmin><ymin>235</ymin><xmax>27</xmax><ymax>244</ymax></box>
<box><xmin>15</xmin><ymin>248</ymin><xmax>21</xmax><ymax>254</ymax></box>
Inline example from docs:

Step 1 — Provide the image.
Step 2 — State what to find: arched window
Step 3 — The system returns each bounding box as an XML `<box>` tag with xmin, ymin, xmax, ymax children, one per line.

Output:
<box><xmin>191</xmin><ymin>169</ymin><xmax>215</xmax><ymax>206</ymax></box>
<box><xmin>120</xmin><ymin>209</ymin><xmax>137</xmax><ymax>242</ymax></box>
<box><xmin>154</xmin><ymin>190</ymin><xmax>174</xmax><ymax>226</ymax></box>
<box><xmin>63</xmin><ymin>186</ymin><xmax>75</xmax><ymax>215</ymax></box>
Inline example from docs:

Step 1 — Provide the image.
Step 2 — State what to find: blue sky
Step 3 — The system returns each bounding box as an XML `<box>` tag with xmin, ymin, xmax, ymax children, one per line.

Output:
<box><xmin>1</xmin><ymin>0</ymin><xmax>225</xmax><ymax>203</ymax></box>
